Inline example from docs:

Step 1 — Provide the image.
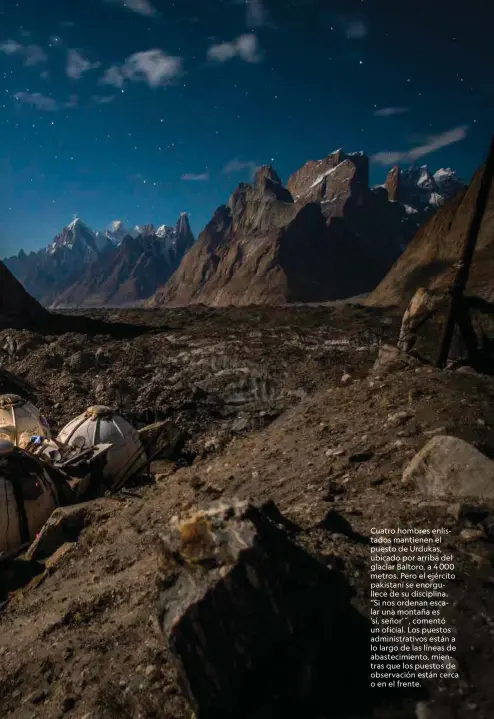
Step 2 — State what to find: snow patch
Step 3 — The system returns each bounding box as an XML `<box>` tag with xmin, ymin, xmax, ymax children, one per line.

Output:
<box><xmin>429</xmin><ymin>192</ymin><xmax>445</xmax><ymax>207</ymax></box>
<box><xmin>307</xmin><ymin>164</ymin><xmax>342</xmax><ymax>191</ymax></box>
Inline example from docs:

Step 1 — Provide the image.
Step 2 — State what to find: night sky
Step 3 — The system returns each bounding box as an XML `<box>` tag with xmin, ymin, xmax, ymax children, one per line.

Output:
<box><xmin>1</xmin><ymin>0</ymin><xmax>493</xmax><ymax>256</ymax></box>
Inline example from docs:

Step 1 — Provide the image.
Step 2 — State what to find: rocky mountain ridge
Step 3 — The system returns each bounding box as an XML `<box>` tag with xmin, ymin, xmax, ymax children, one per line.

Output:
<box><xmin>147</xmin><ymin>149</ymin><xmax>427</xmax><ymax>308</ymax></box>
<box><xmin>4</xmin><ymin>214</ymin><xmax>195</xmax><ymax>308</ymax></box>
<box><xmin>4</xmin><ymin>152</ymin><xmax>463</xmax><ymax>310</ymax></box>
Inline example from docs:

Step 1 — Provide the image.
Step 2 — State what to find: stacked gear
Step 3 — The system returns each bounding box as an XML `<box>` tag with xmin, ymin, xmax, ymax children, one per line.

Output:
<box><xmin>57</xmin><ymin>405</ymin><xmax>147</xmax><ymax>492</ymax></box>
<box><xmin>0</xmin><ymin>394</ymin><xmax>51</xmax><ymax>446</ymax></box>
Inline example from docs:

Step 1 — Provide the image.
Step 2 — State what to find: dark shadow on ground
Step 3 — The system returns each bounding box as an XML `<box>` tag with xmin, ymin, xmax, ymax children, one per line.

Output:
<box><xmin>34</xmin><ymin>312</ymin><xmax>171</xmax><ymax>339</ymax></box>
<box><xmin>0</xmin><ymin>557</ymin><xmax>45</xmax><ymax>603</ymax></box>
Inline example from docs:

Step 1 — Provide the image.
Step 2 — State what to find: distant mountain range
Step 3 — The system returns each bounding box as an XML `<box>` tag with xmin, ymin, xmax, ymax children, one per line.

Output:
<box><xmin>3</xmin><ymin>152</ymin><xmax>464</xmax><ymax>309</ymax></box>
<box><xmin>4</xmin><ymin>214</ymin><xmax>195</xmax><ymax>308</ymax></box>
<box><xmin>380</xmin><ymin>165</ymin><xmax>464</xmax><ymax>213</ymax></box>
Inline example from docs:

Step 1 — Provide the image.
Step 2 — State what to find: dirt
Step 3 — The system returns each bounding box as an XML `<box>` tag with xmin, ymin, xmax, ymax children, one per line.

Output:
<box><xmin>1</xmin><ymin>304</ymin><xmax>494</xmax><ymax>719</ymax></box>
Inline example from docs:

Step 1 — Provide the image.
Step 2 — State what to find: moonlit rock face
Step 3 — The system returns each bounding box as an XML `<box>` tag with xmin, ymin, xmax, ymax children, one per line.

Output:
<box><xmin>57</xmin><ymin>405</ymin><xmax>146</xmax><ymax>490</ymax></box>
<box><xmin>0</xmin><ymin>443</ymin><xmax>60</xmax><ymax>557</ymax></box>
<box><xmin>0</xmin><ymin>394</ymin><xmax>51</xmax><ymax>446</ymax></box>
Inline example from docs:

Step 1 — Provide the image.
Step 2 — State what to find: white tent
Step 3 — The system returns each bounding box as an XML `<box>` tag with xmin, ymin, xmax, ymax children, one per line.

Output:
<box><xmin>0</xmin><ymin>439</ymin><xmax>60</xmax><ymax>558</ymax></box>
<box><xmin>57</xmin><ymin>405</ymin><xmax>146</xmax><ymax>491</ymax></box>
<box><xmin>0</xmin><ymin>394</ymin><xmax>51</xmax><ymax>446</ymax></box>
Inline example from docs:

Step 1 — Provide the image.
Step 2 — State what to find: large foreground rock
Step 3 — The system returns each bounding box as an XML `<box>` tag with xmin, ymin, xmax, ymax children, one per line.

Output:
<box><xmin>25</xmin><ymin>505</ymin><xmax>89</xmax><ymax>561</ymax></box>
<box><xmin>156</xmin><ymin>500</ymin><xmax>370</xmax><ymax>718</ymax></box>
<box><xmin>396</xmin><ymin>287</ymin><xmax>494</xmax><ymax>365</ymax></box>
<box><xmin>403</xmin><ymin>435</ymin><xmax>494</xmax><ymax>499</ymax></box>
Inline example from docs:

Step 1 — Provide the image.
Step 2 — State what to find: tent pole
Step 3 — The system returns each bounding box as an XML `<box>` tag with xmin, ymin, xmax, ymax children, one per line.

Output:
<box><xmin>437</xmin><ymin>135</ymin><xmax>494</xmax><ymax>368</ymax></box>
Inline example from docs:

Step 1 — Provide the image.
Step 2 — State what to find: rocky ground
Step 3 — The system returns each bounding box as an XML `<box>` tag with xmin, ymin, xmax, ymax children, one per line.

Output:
<box><xmin>0</xmin><ymin>304</ymin><xmax>494</xmax><ymax>719</ymax></box>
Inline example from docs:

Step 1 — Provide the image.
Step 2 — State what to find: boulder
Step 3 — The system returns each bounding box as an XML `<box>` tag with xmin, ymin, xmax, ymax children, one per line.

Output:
<box><xmin>371</xmin><ymin>343</ymin><xmax>419</xmax><ymax>374</ymax></box>
<box><xmin>402</xmin><ymin>435</ymin><xmax>494</xmax><ymax>499</ymax></box>
<box><xmin>397</xmin><ymin>288</ymin><xmax>446</xmax><ymax>356</ymax></box>
<box><xmin>139</xmin><ymin>420</ymin><xmax>184</xmax><ymax>462</ymax></box>
<box><xmin>156</xmin><ymin>500</ymin><xmax>370</xmax><ymax>718</ymax></box>
<box><xmin>25</xmin><ymin>505</ymin><xmax>89</xmax><ymax>561</ymax></box>
<box><xmin>372</xmin><ymin>343</ymin><xmax>400</xmax><ymax>370</ymax></box>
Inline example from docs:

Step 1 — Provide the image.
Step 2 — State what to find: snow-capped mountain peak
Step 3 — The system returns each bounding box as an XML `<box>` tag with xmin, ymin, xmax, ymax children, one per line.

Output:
<box><xmin>104</xmin><ymin>220</ymin><xmax>129</xmax><ymax>245</ymax></box>
<box><xmin>156</xmin><ymin>224</ymin><xmax>174</xmax><ymax>238</ymax></box>
<box><xmin>416</xmin><ymin>166</ymin><xmax>435</xmax><ymax>187</ymax></box>
<box><xmin>67</xmin><ymin>216</ymin><xmax>86</xmax><ymax>231</ymax></box>
<box><xmin>130</xmin><ymin>225</ymin><xmax>144</xmax><ymax>238</ymax></box>
<box><xmin>433</xmin><ymin>167</ymin><xmax>455</xmax><ymax>182</ymax></box>
<box><xmin>3</xmin><ymin>211</ymin><xmax>195</xmax><ymax>309</ymax></box>
<box><xmin>47</xmin><ymin>216</ymin><xmax>100</xmax><ymax>256</ymax></box>
<box><xmin>433</xmin><ymin>167</ymin><xmax>463</xmax><ymax>195</ymax></box>
<box><xmin>383</xmin><ymin>164</ymin><xmax>464</xmax><ymax>212</ymax></box>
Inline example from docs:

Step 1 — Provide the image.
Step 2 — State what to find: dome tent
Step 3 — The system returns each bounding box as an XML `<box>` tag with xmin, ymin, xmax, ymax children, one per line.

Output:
<box><xmin>0</xmin><ymin>394</ymin><xmax>51</xmax><ymax>446</ymax></box>
<box><xmin>0</xmin><ymin>439</ymin><xmax>62</xmax><ymax>558</ymax></box>
<box><xmin>57</xmin><ymin>405</ymin><xmax>147</xmax><ymax>492</ymax></box>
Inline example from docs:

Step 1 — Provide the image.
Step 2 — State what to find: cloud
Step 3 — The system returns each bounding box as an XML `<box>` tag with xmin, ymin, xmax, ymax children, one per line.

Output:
<box><xmin>0</xmin><ymin>39</ymin><xmax>22</xmax><ymax>55</ymax></box>
<box><xmin>0</xmin><ymin>39</ymin><xmax>48</xmax><ymax>66</ymax></box>
<box><xmin>181</xmin><ymin>172</ymin><xmax>210</xmax><ymax>181</ymax></box>
<box><xmin>92</xmin><ymin>94</ymin><xmax>116</xmax><ymax>104</ymax></box>
<box><xmin>100</xmin><ymin>49</ymin><xmax>182</xmax><ymax>88</ymax></box>
<box><xmin>372</xmin><ymin>125</ymin><xmax>469</xmax><ymax>166</ymax></box>
<box><xmin>124</xmin><ymin>49</ymin><xmax>182</xmax><ymax>86</ymax></box>
<box><xmin>13</xmin><ymin>91</ymin><xmax>79</xmax><ymax>112</ymax></box>
<box><xmin>207</xmin><ymin>34</ymin><xmax>261</xmax><ymax>63</ymax></box>
<box><xmin>13</xmin><ymin>92</ymin><xmax>59</xmax><ymax>111</ymax></box>
<box><xmin>66</xmin><ymin>49</ymin><xmax>101</xmax><ymax>79</ymax></box>
<box><xmin>24</xmin><ymin>45</ymin><xmax>48</xmax><ymax>66</ymax></box>
<box><xmin>246</xmin><ymin>0</ymin><xmax>268</xmax><ymax>27</ymax></box>
<box><xmin>342</xmin><ymin>18</ymin><xmax>368</xmax><ymax>39</ymax></box>
<box><xmin>223</xmin><ymin>158</ymin><xmax>258</xmax><ymax>174</ymax></box>
<box><xmin>100</xmin><ymin>65</ymin><xmax>126</xmax><ymax>88</ymax></box>
<box><xmin>105</xmin><ymin>0</ymin><xmax>158</xmax><ymax>16</ymax></box>
<box><xmin>374</xmin><ymin>106</ymin><xmax>410</xmax><ymax>117</ymax></box>
<box><xmin>64</xmin><ymin>94</ymin><xmax>79</xmax><ymax>108</ymax></box>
